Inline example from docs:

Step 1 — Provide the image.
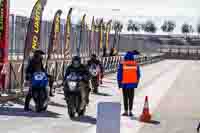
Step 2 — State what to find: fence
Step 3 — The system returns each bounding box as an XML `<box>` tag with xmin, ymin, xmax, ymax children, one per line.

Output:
<box><xmin>159</xmin><ymin>45</ymin><xmax>200</xmax><ymax>60</ymax></box>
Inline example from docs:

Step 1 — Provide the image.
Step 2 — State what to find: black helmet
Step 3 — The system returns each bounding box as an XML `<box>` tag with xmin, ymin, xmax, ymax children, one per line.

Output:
<box><xmin>33</xmin><ymin>49</ymin><xmax>45</xmax><ymax>63</ymax></box>
<box><xmin>33</xmin><ymin>49</ymin><xmax>45</xmax><ymax>55</ymax></box>
<box><xmin>132</xmin><ymin>50</ymin><xmax>140</xmax><ymax>55</ymax></box>
<box><xmin>72</xmin><ymin>56</ymin><xmax>81</xmax><ymax>67</ymax></box>
<box><xmin>91</xmin><ymin>54</ymin><xmax>97</xmax><ymax>60</ymax></box>
<box><xmin>91</xmin><ymin>54</ymin><xmax>97</xmax><ymax>58</ymax></box>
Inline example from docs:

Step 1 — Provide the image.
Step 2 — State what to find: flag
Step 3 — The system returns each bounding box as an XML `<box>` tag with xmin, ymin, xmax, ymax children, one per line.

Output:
<box><xmin>95</xmin><ymin>18</ymin><xmax>100</xmax><ymax>55</ymax></box>
<box><xmin>99</xmin><ymin>19</ymin><xmax>103</xmax><ymax>49</ymax></box>
<box><xmin>90</xmin><ymin>16</ymin><xmax>95</xmax><ymax>54</ymax></box>
<box><xmin>77</xmin><ymin>14</ymin><xmax>86</xmax><ymax>56</ymax></box>
<box><xmin>47</xmin><ymin>9</ymin><xmax>62</xmax><ymax>60</ymax></box>
<box><xmin>106</xmin><ymin>20</ymin><xmax>112</xmax><ymax>50</ymax></box>
<box><xmin>0</xmin><ymin>0</ymin><xmax>9</xmax><ymax>91</ymax></box>
<box><xmin>64</xmin><ymin>8</ymin><xmax>72</xmax><ymax>58</ymax></box>
<box><xmin>0</xmin><ymin>0</ymin><xmax>9</xmax><ymax>63</ymax></box>
<box><xmin>24</xmin><ymin>0</ymin><xmax>47</xmax><ymax>59</ymax></box>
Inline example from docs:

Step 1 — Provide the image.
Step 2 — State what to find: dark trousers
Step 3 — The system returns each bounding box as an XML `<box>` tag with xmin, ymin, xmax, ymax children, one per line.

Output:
<box><xmin>197</xmin><ymin>122</ymin><xmax>200</xmax><ymax>132</ymax></box>
<box><xmin>49</xmin><ymin>80</ymin><xmax>54</xmax><ymax>95</ymax></box>
<box><xmin>122</xmin><ymin>89</ymin><xmax>135</xmax><ymax>112</ymax></box>
<box><xmin>24</xmin><ymin>89</ymin><xmax>32</xmax><ymax>109</ymax></box>
<box><xmin>91</xmin><ymin>77</ymin><xmax>99</xmax><ymax>93</ymax></box>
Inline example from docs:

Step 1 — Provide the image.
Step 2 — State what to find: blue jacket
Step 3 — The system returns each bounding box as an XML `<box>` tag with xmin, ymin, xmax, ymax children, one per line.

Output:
<box><xmin>117</xmin><ymin>52</ymin><xmax>141</xmax><ymax>89</ymax></box>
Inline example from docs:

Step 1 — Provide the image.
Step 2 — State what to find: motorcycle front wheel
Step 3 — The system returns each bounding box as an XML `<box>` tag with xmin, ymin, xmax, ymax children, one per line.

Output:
<box><xmin>68</xmin><ymin>108</ymin><xmax>75</xmax><ymax>119</ymax></box>
<box><xmin>67</xmin><ymin>95</ymin><xmax>76</xmax><ymax>119</ymax></box>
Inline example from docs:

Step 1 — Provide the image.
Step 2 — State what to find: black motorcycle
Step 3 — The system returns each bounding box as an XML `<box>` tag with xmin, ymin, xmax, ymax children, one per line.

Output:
<box><xmin>31</xmin><ymin>72</ymin><xmax>49</xmax><ymax>112</ymax></box>
<box><xmin>64</xmin><ymin>74</ymin><xmax>86</xmax><ymax>119</ymax></box>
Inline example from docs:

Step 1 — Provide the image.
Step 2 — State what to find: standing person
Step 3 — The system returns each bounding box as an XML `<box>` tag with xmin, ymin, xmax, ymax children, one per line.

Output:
<box><xmin>109</xmin><ymin>48</ymin><xmax>118</xmax><ymax>56</ymax></box>
<box><xmin>197</xmin><ymin>122</ymin><xmax>200</xmax><ymax>132</ymax></box>
<box><xmin>117</xmin><ymin>51</ymin><xmax>141</xmax><ymax>116</ymax></box>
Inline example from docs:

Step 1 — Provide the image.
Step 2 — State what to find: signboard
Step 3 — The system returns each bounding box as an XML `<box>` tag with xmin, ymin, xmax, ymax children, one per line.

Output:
<box><xmin>97</xmin><ymin>102</ymin><xmax>121</xmax><ymax>133</ymax></box>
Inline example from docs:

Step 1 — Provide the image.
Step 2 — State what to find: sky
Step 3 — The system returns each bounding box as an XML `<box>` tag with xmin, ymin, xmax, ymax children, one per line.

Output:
<box><xmin>10</xmin><ymin>0</ymin><xmax>200</xmax><ymax>34</ymax></box>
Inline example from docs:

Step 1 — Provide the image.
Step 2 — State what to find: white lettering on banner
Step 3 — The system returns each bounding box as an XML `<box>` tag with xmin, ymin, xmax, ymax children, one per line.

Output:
<box><xmin>123</xmin><ymin>66</ymin><xmax>137</xmax><ymax>69</ymax></box>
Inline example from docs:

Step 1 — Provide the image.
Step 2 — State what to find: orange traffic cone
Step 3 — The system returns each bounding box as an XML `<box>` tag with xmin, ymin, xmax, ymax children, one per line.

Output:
<box><xmin>140</xmin><ymin>96</ymin><xmax>151</xmax><ymax>122</ymax></box>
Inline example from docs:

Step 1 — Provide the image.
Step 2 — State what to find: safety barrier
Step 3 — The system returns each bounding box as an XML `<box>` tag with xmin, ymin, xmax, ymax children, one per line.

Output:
<box><xmin>160</xmin><ymin>46</ymin><xmax>200</xmax><ymax>60</ymax></box>
<box><xmin>2</xmin><ymin>54</ymin><xmax>164</xmax><ymax>95</ymax></box>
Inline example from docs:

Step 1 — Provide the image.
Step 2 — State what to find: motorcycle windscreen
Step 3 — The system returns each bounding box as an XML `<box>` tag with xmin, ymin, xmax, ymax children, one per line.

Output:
<box><xmin>96</xmin><ymin>102</ymin><xmax>121</xmax><ymax>133</ymax></box>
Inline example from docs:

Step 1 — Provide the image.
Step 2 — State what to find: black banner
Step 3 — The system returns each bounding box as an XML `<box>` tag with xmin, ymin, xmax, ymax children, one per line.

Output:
<box><xmin>24</xmin><ymin>0</ymin><xmax>47</xmax><ymax>59</ymax></box>
<box><xmin>47</xmin><ymin>9</ymin><xmax>62</xmax><ymax>59</ymax></box>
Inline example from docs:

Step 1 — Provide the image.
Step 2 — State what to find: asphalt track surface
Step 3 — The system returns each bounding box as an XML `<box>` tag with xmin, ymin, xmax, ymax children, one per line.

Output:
<box><xmin>0</xmin><ymin>60</ymin><xmax>200</xmax><ymax>133</ymax></box>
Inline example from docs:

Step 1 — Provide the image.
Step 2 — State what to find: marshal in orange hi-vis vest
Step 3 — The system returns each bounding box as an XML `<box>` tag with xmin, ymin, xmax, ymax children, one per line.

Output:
<box><xmin>121</xmin><ymin>61</ymin><xmax>138</xmax><ymax>84</ymax></box>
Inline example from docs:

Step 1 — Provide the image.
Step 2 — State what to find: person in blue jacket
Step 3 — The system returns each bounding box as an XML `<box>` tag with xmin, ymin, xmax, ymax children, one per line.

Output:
<box><xmin>117</xmin><ymin>51</ymin><xmax>141</xmax><ymax>116</ymax></box>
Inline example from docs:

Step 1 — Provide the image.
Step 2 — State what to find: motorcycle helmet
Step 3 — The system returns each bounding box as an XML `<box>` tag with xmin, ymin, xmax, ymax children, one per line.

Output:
<box><xmin>33</xmin><ymin>49</ymin><xmax>45</xmax><ymax>63</ymax></box>
<box><xmin>72</xmin><ymin>56</ymin><xmax>81</xmax><ymax>68</ymax></box>
<box><xmin>91</xmin><ymin>54</ymin><xmax>97</xmax><ymax>60</ymax></box>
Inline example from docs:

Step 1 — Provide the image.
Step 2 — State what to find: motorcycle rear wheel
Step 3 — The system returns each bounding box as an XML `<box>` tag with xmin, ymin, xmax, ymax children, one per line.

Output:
<box><xmin>68</xmin><ymin>107</ymin><xmax>75</xmax><ymax>119</ymax></box>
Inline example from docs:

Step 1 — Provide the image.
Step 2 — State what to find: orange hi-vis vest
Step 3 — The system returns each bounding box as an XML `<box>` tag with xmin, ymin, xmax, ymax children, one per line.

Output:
<box><xmin>121</xmin><ymin>60</ymin><xmax>138</xmax><ymax>84</ymax></box>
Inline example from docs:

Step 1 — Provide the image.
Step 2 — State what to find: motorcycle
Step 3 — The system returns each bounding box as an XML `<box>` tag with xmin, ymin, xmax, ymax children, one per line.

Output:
<box><xmin>64</xmin><ymin>74</ymin><xmax>86</xmax><ymax>119</ymax></box>
<box><xmin>31</xmin><ymin>72</ymin><xmax>49</xmax><ymax>112</ymax></box>
<box><xmin>89</xmin><ymin>64</ymin><xmax>101</xmax><ymax>93</ymax></box>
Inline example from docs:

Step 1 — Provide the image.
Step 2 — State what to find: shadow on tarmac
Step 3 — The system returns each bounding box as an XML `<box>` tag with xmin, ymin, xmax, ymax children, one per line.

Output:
<box><xmin>0</xmin><ymin>99</ymin><xmax>62</xmax><ymax>118</ymax></box>
<box><xmin>49</xmin><ymin>101</ymin><xmax>66</xmax><ymax>108</ymax></box>
<box><xmin>93</xmin><ymin>92</ymin><xmax>112</xmax><ymax>97</ymax></box>
<box><xmin>131</xmin><ymin>116</ymin><xmax>161</xmax><ymax>125</ymax></box>
<box><xmin>72</xmin><ymin>115</ymin><xmax>97</xmax><ymax>125</ymax></box>
<box><xmin>102</xmin><ymin>80</ymin><xmax>116</xmax><ymax>84</ymax></box>
<box><xmin>100</xmin><ymin>85</ymin><xmax>113</xmax><ymax>89</ymax></box>
<box><xmin>0</xmin><ymin>107</ymin><xmax>62</xmax><ymax>118</ymax></box>
<box><xmin>11</xmin><ymin>97</ymin><xmax>66</xmax><ymax>110</ymax></box>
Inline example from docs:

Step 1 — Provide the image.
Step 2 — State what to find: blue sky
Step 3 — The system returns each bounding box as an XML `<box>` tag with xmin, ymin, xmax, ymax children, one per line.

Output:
<box><xmin>10</xmin><ymin>0</ymin><xmax>200</xmax><ymax>34</ymax></box>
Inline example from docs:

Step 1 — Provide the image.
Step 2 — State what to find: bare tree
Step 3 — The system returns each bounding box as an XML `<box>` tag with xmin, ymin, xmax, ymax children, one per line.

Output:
<box><xmin>127</xmin><ymin>19</ymin><xmax>133</xmax><ymax>32</ymax></box>
<box><xmin>181</xmin><ymin>23</ymin><xmax>193</xmax><ymax>38</ymax></box>
<box><xmin>132</xmin><ymin>23</ymin><xmax>140</xmax><ymax>32</ymax></box>
<box><xmin>143</xmin><ymin>20</ymin><xmax>157</xmax><ymax>33</ymax></box>
<box><xmin>197</xmin><ymin>23</ymin><xmax>200</xmax><ymax>38</ymax></box>
<box><xmin>127</xmin><ymin>20</ymin><xmax>140</xmax><ymax>39</ymax></box>
<box><xmin>112</xmin><ymin>20</ymin><xmax>123</xmax><ymax>50</ymax></box>
<box><xmin>161</xmin><ymin>20</ymin><xmax>176</xmax><ymax>34</ymax></box>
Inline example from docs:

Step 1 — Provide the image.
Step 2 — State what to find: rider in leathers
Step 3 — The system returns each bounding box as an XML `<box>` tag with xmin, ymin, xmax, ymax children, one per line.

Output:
<box><xmin>64</xmin><ymin>56</ymin><xmax>91</xmax><ymax>112</ymax></box>
<box><xmin>24</xmin><ymin>50</ymin><xmax>51</xmax><ymax>111</ymax></box>
<box><xmin>87</xmin><ymin>54</ymin><xmax>104</xmax><ymax>93</ymax></box>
